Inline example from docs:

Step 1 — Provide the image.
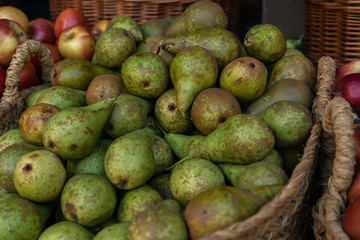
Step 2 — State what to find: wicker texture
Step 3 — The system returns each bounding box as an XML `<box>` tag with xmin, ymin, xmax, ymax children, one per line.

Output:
<box><xmin>197</xmin><ymin>56</ymin><xmax>335</xmax><ymax>239</ymax></box>
<box><xmin>312</xmin><ymin>96</ymin><xmax>356</xmax><ymax>240</ymax></box>
<box><xmin>304</xmin><ymin>0</ymin><xmax>360</xmax><ymax>67</ymax></box>
<box><xmin>48</xmin><ymin>0</ymin><xmax>240</xmax><ymax>34</ymax></box>
<box><xmin>0</xmin><ymin>40</ymin><xmax>54</xmax><ymax>135</ymax></box>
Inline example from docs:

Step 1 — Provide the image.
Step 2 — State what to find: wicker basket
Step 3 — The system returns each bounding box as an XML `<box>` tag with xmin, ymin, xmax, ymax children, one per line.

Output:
<box><xmin>0</xmin><ymin>40</ymin><xmax>54</xmax><ymax>136</ymax></box>
<box><xmin>303</xmin><ymin>0</ymin><xmax>360</xmax><ymax>68</ymax></box>
<box><xmin>312</xmin><ymin>96</ymin><xmax>356</xmax><ymax>240</ymax></box>
<box><xmin>48</xmin><ymin>0</ymin><xmax>241</xmax><ymax>34</ymax></box>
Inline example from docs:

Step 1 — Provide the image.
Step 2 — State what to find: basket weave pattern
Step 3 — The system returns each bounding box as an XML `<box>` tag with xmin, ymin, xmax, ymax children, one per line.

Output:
<box><xmin>304</xmin><ymin>0</ymin><xmax>360</xmax><ymax>67</ymax></box>
<box><xmin>48</xmin><ymin>0</ymin><xmax>240</xmax><ymax>33</ymax></box>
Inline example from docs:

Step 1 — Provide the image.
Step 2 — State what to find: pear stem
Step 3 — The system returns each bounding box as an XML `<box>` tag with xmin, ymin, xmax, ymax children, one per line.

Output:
<box><xmin>165</xmin><ymin>156</ymin><xmax>191</xmax><ymax>171</ymax></box>
<box><xmin>155</xmin><ymin>120</ymin><xmax>167</xmax><ymax>136</ymax></box>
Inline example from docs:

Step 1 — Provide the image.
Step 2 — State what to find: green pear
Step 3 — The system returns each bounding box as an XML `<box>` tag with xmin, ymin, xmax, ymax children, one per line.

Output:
<box><xmin>164</xmin><ymin>1</ymin><xmax>227</xmax><ymax>37</ymax></box>
<box><xmin>191</xmin><ymin>87</ymin><xmax>241</xmax><ymax>135</ymax></box>
<box><xmin>38</xmin><ymin>221</ymin><xmax>93</xmax><ymax>240</ymax></box>
<box><xmin>286</xmin><ymin>34</ymin><xmax>303</xmax><ymax>49</ymax></box>
<box><xmin>163</xmin><ymin>132</ymin><xmax>205</xmax><ymax>160</ymax></box>
<box><xmin>0</xmin><ymin>197</ymin><xmax>43</xmax><ymax>240</ymax></box>
<box><xmin>184</xmin><ymin>184</ymin><xmax>283</xmax><ymax>239</ymax></box>
<box><xmin>244</xmin><ymin>23</ymin><xmax>286</xmax><ymax>64</ymax></box>
<box><xmin>104</xmin><ymin>128</ymin><xmax>156</xmax><ymax>190</ymax></box>
<box><xmin>26</xmin><ymin>86</ymin><xmax>50</xmax><ymax>108</ymax></box>
<box><xmin>246</xmin><ymin>78</ymin><xmax>314</xmax><ymax>116</ymax></box>
<box><xmin>13</xmin><ymin>150</ymin><xmax>66</xmax><ymax>203</ymax></box>
<box><xmin>128</xmin><ymin>199</ymin><xmax>188</xmax><ymax>240</ymax></box>
<box><xmin>61</xmin><ymin>174</ymin><xmax>117</xmax><ymax>227</ymax></box>
<box><xmin>88</xmin><ymin>214</ymin><xmax>118</xmax><ymax>235</ymax></box>
<box><xmin>279</xmin><ymin>145</ymin><xmax>304</xmax><ymax>175</ymax></box>
<box><xmin>170</xmin><ymin>46</ymin><xmax>218</xmax><ymax>115</ymax></box>
<box><xmin>188</xmin><ymin>114</ymin><xmax>275</xmax><ymax>164</ymax></box>
<box><xmin>136</xmin><ymin>35</ymin><xmax>165</xmax><ymax>53</ymax></box>
<box><xmin>104</xmin><ymin>94</ymin><xmax>152</xmax><ymax>138</ymax></box>
<box><xmin>0</xmin><ymin>143</ymin><xmax>43</xmax><ymax>192</ymax></box>
<box><xmin>152</xmin><ymin>136</ymin><xmax>175</xmax><ymax>176</ymax></box>
<box><xmin>218</xmin><ymin>161</ymin><xmax>288</xmax><ymax>188</ymax></box>
<box><xmin>117</xmin><ymin>184</ymin><xmax>163</xmax><ymax>223</ymax></box>
<box><xmin>35</xmin><ymin>86</ymin><xmax>87</xmax><ymax>110</ymax></box>
<box><xmin>106</xmin><ymin>15</ymin><xmax>143</xmax><ymax>42</ymax></box>
<box><xmin>170</xmin><ymin>158</ymin><xmax>225</xmax><ymax>206</ymax></box>
<box><xmin>93</xmin><ymin>223</ymin><xmax>129</xmax><ymax>240</ymax></box>
<box><xmin>145</xmin><ymin>114</ymin><xmax>162</xmax><ymax>137</ymax></box>
<box><xmin>259</xmin><ymin>100</ymin><xmax>313</xmax><ymax>148</ymax></box>
<box><xmin>93</xmin><ymin>27</ymin><xmax>136</xmax><ymax>69</ymax></box>
<box><xmin>160</xmin><ymin>28</ymin><xmax>241</xmax><ymax>69</ymax></box>
<box><xmin>141</xmin><ymin>16</ymin><xmax>177</xmax><ymax>38</ymax></box>
<box><xmin>148</xmin><ymin>173</ymin><xmax>173</xmax><ymax>199</ymax></box>
<box><xmin>154</xmin><ymin>88</ymin><xmax>194</xmax><ymax>134</ymax></box>
<box><xmin>262</xmin><ymin>148</ymin><xmax>284</xmax><ymax>168</ymax></box>
<box><xmin>43</xmin><ymin>97</ymin><xmax>114</xmax><ymax>160</ymax></box>
<box><xmin>66</xmin><ymin>139</ymin><xmax>112</xmax><ymax>178</ymax></box>
<box><xmin>122</xmin><ymin>52</ymin><xmax>169</xmax><ymax>99</ymax></box>
<box><xmin>0</xmin><ymin>128</ymin><xmax>26</xmax><ymax>152</ymax></box>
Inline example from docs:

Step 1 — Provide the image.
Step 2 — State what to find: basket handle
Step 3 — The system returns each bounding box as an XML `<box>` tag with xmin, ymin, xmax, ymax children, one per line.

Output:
<box><xmin>0</xmin><ymin>39</ymin><xmax>54</xmax><ymax>103</ymax></box>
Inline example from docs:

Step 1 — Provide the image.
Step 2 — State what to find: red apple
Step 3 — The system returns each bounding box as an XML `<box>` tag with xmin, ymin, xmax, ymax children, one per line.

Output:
<box><xmin>0</xmin><ymin>65</ymin><xmax>6</xmax><ymax>97</ymax></box>
<box><xmin>58</xmin><ymin>25</ymin><xmax>95</xmax><ymax>60</ymax></box>
<box><xmin>334</xmin><ymin>73</ymin><xmax>360</xmax><ymax>111</ymax></box>
<box><xmin>0</xmin><ymin>19</ymin><xmax>28</xmax><ymax>67</ymax></box>
<box><xmin>335</xmin><ymin>60</ymin><xmax>360</xmax><ymax>91</ymax></box>
<box><xmin>355</xmin><ymin>127</ymin><xmax>360</xmax><ymax>170</ymax></box>
<box><xmin>91</xmin><ymin>19</ymin><xmax>109</xmax><ymax>40</ymax></box>
<box><xmin>0</xmin><ymin>6</ymin><xmax>29</xmax><ymax>32</ymax></box>
<box><xmin>18</xmin><ymin>60</ymin><xmax>39</xmax><ymax>91</ymax></box>
<box><xmin>343</xmin><ymin>197</ymin><xmax>360</xmax><ymax>239</ymax></box>
<box><xmin>28</xmin><ymin>18</ymin><xmax>56</xmax><ymax>44</ymax></box>
<box><xmin>54</xmin><ymin>8</ymin><xmax>90</xmax><ymax>39</ymax></box>
<box><xmin>30</xmin><ymin>54</ymin><xmax>42</xmax><ymax>79</ymax></box>
<box><xmin>348</xmin><ymin>169</ymin><xmax>360</xmax><ymax>204</ymax></box>
<box><xmin>43</xmin><ymin>43</ymin><xmax>61</xmax><ymax>63</ymax></box>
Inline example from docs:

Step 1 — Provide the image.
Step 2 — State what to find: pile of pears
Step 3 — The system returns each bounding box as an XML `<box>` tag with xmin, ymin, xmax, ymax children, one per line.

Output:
<box><xmin>0</xmin><ymin>1</ymin><xmax>317</xmax><ymax>239</ymax></box>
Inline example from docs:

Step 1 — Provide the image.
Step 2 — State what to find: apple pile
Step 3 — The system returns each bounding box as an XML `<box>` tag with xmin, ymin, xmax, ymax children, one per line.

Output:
<box><xmin>0</xmin><ymin>2</ymin><xmax>319</xmax><ymax>239</ymax></box>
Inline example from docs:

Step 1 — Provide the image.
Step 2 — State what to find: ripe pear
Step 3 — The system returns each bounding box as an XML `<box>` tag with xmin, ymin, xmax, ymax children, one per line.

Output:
<box><xmin>61</xmin><ymin>174</ymin><xmax>117</xmax><ymax>227</ymax></box>
<box><xmin>149</xmin><ymin>173</ymin><xmax>173</xmax><ymax>199</ymax></box>
<box><xmin>122</xmin><ymin>52</ymin><xmax>169</xmax><ymax>99</ymax></box>
<box><xmin>106</xmin><ymin>15</ymin><xmax>143</xmax><ymax>42</ymax></box>
<box><xmin>184</xmin><ymin>185</ymin><xmax>283</xmax><ymax>239</ymax></box>
<box><xmin>164</xmin><ymin>0</ymin><xmax>228</xmax><ymax>37</ymax></box>
<box><xmin>163</xmin><ymin>132</ymin><xmax>205</xmax><ymax>160</ymax></box>
<box><xmin>26</xmin><ymin>86</ymin><xmax>50</xmax><ymax>108</ymax></box>
<box><xmin>218</xmin><ymin>161</ymin><xmax>288</xmax><ymax>188</ymax></box>
<box><xmin>244</xmin><ymin>23</ymin><xmax>286</xmax><ymax>64</ymax></box>
<box><xmin>38</xmin><ymin>221</ymin><xmax>93</xmax><ymax>240</ymax></box>
<box><xmin>93</xmin><ymin>27</ymin><xmax>136</xmax><ymax>69</ymax></box>
<box><xmin>0</xmin><ymin>128</ymin><xmax>26</xmax><ymax>152</ymax></box>
<box><xmin>145</xmin><ymin>114</ymin><xmax>163</xmax><ymax>137</ymax></box>
<box><xmin>259</xmin><ymin>100</ymin><xmax>313</xmax><ymax>148</ymax></box>
<box><xmin>104</xmin><ymin>94</ymin><xmax>152</xmax><ymax>138</ymax></box>
<box><xmin>42</xmin><ymin>97</ymin><xmax>115</xmax><ymax>160</ymax></box>
<box><xmin>191</xmin><ymin>87</ymin><xmax>241</xmax><ymax>135</ymax></box>
<box><xmin>128</xmin><ymin>199</ymin><xmax>188</xmax><ymax>240</ymax></box>
<box><xmin>246</xmin><ymin>78</ymin><xmax>314</xmax><ymax>116</ymax></box>
<box><xmin>35</xmin><ymin>86</ymin><xmax>87</xmax><ymax>110</ymax></box>
<box><xmin>86</xmin><ymin>74</ymin><xmax>128</xmax><ymax>105</ymax></box>
<box><xmin>136</xmin><ymin>35</ymin><xmax>165</xmax><ymax>53</ymax></box>
<box><xmin>93</xmin><ymin>223</ymin><xmax>129</xmax><ymax>240</ymax></box>
<box><xmin>170</xmin><ymin>158</ymin><xmax>225</xmax><ymax>206</ymax></box>
<box><xmin>66</xmin><ymin>139</ymin><xmax>112</xmax><ymax>178</ymax></box>
<box><xmin>141</xmin><ymin>16</ymin><xmax>177</xmax><ymax>38</ymax></box>
<box><xmin>160</xmin><ymin>28</ymin><xmax>241</xmax><ymax>69</ymax></box>
<box><xmin>19</xmin><ymin>103</ymin><xmax>61</xmax><ymax>146</ymax></box>
<box><xmin>152</xmin><ymin>135</ymin><xmax>175</xmax><ymax>176</ymax></box>
<box><xmin>188</xmin><ymin>114</ymin><xmax>275</xmax><ymax>164</ymax></box>
<box><xmin>117</xmin><ymin>184</ymin><xmax>163</xmax><ymax>223</ymax></box>
<box><xmin>0</xmin><ymin>143</ymin><xmax>43</xmax><ymax>192</ymax></box>
<box><xmin>268</xmin><ymin>55</ymin><xmax>317</xmax><ymax>90</ymax></box>
<box><xmin>154</xmin><ymin>88</ymin><xmax>194</xmax><ymax>134</ymax></box>
<box><xmin>150</xmin><ymin>43</ymin><xmax>174</xmax><ymax>67</ymax></box>
<box><xmin>104</xmin><ymin>128</ymin><xmax>156</xmax><ymax>190</ymax></box>
<box><xmin>13</xmin><ymin>150</ymin><xmax>66</xmax><ymax>203</ymax></box>
<box><xmin>170</xmin><ymin>46</ymin><xmax>218</xmax><ymax>115</ymax></box>
<box><xmin>262</xmin><ymin>148</ymin><xmax>284</xmax><ymax>168</ymax></box>
<box><xmin>220</xmin><ymin>56</ymin><xmax>268</xmax><ymax>104</ymax></box>
<box><xmin>0</xmin><ymin>198</ymin><xmax>43</xmax><ymax>240</ymax></box>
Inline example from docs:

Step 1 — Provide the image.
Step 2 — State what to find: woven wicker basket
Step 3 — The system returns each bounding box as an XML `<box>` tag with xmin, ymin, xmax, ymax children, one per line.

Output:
<box><xmin>303</xmin><ymin>0</ymin><xmax>360</xmax><ymax>68</ymax></box>
<box><xmin>0</xmin><ymin>40</ymin><xmax>54</xmax><ymax>136</ymax></box>
<box><xmin>48</xmin><ymin>0</ymin><xmax>241</xmax><ymax>34</ymax></box>
<box><xmin>312</xmin><ymin>96</ymin><xmax>356</xmax><ymax>240</ymax></box>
